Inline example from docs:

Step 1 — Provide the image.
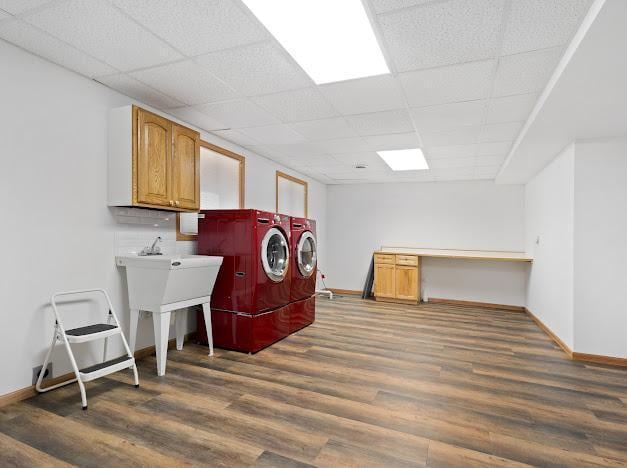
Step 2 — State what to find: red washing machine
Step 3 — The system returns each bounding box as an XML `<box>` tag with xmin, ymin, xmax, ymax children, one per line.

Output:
<box><xmin>196</xmin><ymin>209</ymin><xmax>292</xmax><ymax>352</ymax></box>
<box><xmin>288</xmin><ymin>217</ymin><xmax>317</xmax><ymax>332</ymax></box>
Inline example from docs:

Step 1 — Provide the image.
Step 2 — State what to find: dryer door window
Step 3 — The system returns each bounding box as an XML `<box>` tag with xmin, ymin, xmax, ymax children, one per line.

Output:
<box><xmin>297</xmin><ymin>231</ymin><xmax>317</xmax><ymax>278</ymax></box>
<box><xmin>261</xmin><ymin>227</ymin><xmax>289</xmax><ymax>282</ymax></box>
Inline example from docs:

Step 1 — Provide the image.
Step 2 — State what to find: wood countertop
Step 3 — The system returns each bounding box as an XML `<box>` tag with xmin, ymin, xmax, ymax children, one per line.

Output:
<box><xmin>375</xmin><ymin>247</ymin><xmax>533</xmax><ymax>262</ymax></box>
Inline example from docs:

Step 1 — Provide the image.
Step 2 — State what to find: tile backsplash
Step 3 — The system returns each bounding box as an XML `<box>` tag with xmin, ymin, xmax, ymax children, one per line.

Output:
<box><xmin>112</xmin><ymin>207</ymin><xmax>177</xmax><ymax>256</ymax></box>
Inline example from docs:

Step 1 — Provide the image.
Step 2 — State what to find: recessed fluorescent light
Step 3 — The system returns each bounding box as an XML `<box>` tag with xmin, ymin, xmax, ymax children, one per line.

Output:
<box><xmin>377</xmin><ymin>149</ymin><xmax>429</xmax><ymax>171</ymax></box>
<box><xmin>242</xmin><ymin>0</ymin><xmax>389</xmax><ymax>84</ymax></box>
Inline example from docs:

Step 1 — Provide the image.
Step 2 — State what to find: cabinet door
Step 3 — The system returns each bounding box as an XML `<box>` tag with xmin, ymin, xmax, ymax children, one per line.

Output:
<box><xmin>395</xmin><ymin>266</ymin><xmax>418</xmax><ymax>301</ymax></box>
<box><xmin>172</xmin><ymin>123</ymin><xmax>200</xmax><ymax>210</ymax></box>
<box><xmin>375</xmin><ymin>264</ymin><xmax>396</xmax><ymax>298</ymax></box>
<box><xmin>135</xmin><ymin>108</ymin><xmax>172</xmax><ymax>207</ymax></box>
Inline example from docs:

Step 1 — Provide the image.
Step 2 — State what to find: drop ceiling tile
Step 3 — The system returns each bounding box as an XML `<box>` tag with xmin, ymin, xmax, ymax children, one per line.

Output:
<box><xmin>378</xmin><ymin>0</ymin><xmax>505</xmax><ymax>72</ymax></box>
<box><xmin>167</xmin><ymin>106</ymin><xmax>227</xmax><ymax>131</ymax></box>
<box><xmin>493</xmin><ymin>48</ymin><xmax>563</xmax><ymax>97</ymax></box>
<box><xmin>315</xmin><ymin>137</ymin><xmax>371</xmax><ymax>154</ymax></box>
<box><xmin>259</xmin><ymin>143</ymin><xmax>328</xmax><ymax>159</ymax></box>
<box><xmin>289</xmin><ymin>154</ymin><xmax>340</xmax><ymax>167</ymax></box>
<box><xmin>421</xmin><ymin>126</ymin><xmax>481</xmax><ymax>147</ymax></box>
<box><xmin>400</xmin><ymin>59</ymin><xmax>496</xmax><ymax>107</ymax></box>
<box><xmin>319</xmin><ymin>75</ymin><xmax>405</xmax><ymax>115</ymax></box>
<box><xmin>253</xmin><ymin>88</ymin><xmax>338</xmax><ymax>123</ymax></box>
<box><xmin>196</xmin><ymin>99</ymin><xmax>279</xmax><ymax>128</ymax></box>
<box><xmin>211</xmin><ymin>129</ymin><xmax>259</xmax><ymax>146</ymax></box>
<box><xmin>474</xmin><ymin>165</ymin><xmax>500</xmax><ymax>178</ymax></box>
<box><xmin>475</xmin><ymin>154</ymin><xmax>506</xmax><ymax>166</ymax></box>
<box><xmin>0</xmin><ymin>10</ymin><xmax>9</xmax><ymax>19</ymax></box>
<box><xmin>429</xmin><ymin>157</ymin><xmax>476</xmax><ymax>169</ymax></box>
<box><xmin>477</xmin><ymin>140</ymin><xmax>512</xmax><ymax>155</ymax></box>
<box><xmin>427</xmin><ymin>144</ymin><xmax>477</xmax><ymax>159</ymax></box>
<box><xmin>196</xmin><ymin>42</ymin><xmax>311</xmax><ymax>96</ymax></box>
<box><xmin>332</xmin><ymin>152</ymin><xmax>391</xmax><ymax>171</ymax></box>
<box><xmin>96</xmin><ymin>73</ymin><xmax>184</xmax><ymax>109</ymax></box>
<box><xmin>345</xmin><ymin>109</ymin><xmax>414</xmax><ymax>136</ymax></box>
<box><xmin>290</xmin><ymin>117</ymin><xmax>358</xmax><ymax>141</ymax></box>
<box><xmin>501</xmin><ymin>0</ymin><xmax>593</xmax><ymax>55</ymax></box>
<box><xmin>130</xmin><ymin>60</ymin><xmax>237</xmax><ymax>105</ymax></box>
<box><xmin>479</xmin><ymin>122</ymin><xmax>522</xmax><ymax>142</ymax></box>
<box><xmin>410</xmin><ymin>100</ymin><xmax>487</xmax><ymax>132</ymax></box>
<box><xmin>363</xmin><ymin>132</ymin><xmax>420</xmax><ymax>151</ymax></box>
<box><xmin>24</xmin><ymin>0</ymin><xmax>182</xmax><ymax>71</ymax></box>
<box><xmin>0</xmin><ymin>0</ymin><xmax>53</xmax><ymax>15</ymax></box>
<box><xmin>237</xmin><ymin>124</ymin><xmax>306</xmax><ymax>145</ymax></box>
<box><xmin>0</xmin><ymin>19</ymin><xmax>116</xmax><ymax>77</ymax></box>
<box><xmin>431</xmin><ymin>166</ymin><xmax>476</xmax><ymax>181</ymax></box>
<box><xmin>370</xmin><ymin>0</ymin><xmax>432</xmax><ymax>14</ymax></box>
<box><xmin>486</xmin><ymin>93</ymin><xmax>537</xmax><ymax>123</ymax></box>
<box><xmin>245</xmin><ymin>145</ymin><xmax>282</xmax><ymax>159</ymax></box>
<box><xmin>110</xmin><ymin>0</ymin><xmax>266</xmax><ymax>57</ymax></box>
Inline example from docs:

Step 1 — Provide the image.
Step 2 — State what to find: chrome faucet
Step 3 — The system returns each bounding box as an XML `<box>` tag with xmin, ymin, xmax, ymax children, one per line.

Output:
<box><xmin>140</xmin><ymin>236</ymin><xmax>163</xmax><ymax>256</ymax></box>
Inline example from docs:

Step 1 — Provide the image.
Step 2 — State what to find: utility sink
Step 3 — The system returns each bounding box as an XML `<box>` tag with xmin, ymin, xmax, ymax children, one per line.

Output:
<box><xmin>116</xmin><ymin>254</ymin><xmax>223</xmax><ymax>376</ymax></box>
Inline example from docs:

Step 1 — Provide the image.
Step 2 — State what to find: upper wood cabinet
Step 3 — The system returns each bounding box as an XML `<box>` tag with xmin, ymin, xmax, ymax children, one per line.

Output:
<box><xmin>108</xmin><ymin>105</ymin><xmax>200</xmax><ymax>212</ymax></box>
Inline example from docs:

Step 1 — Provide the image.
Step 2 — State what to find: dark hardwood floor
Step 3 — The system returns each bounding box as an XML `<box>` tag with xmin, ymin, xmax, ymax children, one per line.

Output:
<box><xmin>1</xmin><ymin>296</ymin><xmax>626</xmax><ymax>467</ymax></box>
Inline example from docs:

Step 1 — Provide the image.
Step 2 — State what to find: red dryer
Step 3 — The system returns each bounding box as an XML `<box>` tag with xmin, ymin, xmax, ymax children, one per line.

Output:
<box><xmin>288</xmin><ymin>217</ymin><xmax>317</xmax><ymax>333</ymax></box>
<box><xmin>196</xmin><ymin>209</ymin><xmax>292</xmax><ymax>352</ymax></box>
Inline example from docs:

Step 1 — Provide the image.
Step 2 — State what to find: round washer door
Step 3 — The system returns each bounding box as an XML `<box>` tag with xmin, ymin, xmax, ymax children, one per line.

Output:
<box><xmin>297</xmin><ymin>231</ymin><xmax>317</xmax><ymax>278</ymax></box>
<box><xmin>261</xmin><ymin>227</ymin><xmax>289</xmax><ymax>282</ymax></box>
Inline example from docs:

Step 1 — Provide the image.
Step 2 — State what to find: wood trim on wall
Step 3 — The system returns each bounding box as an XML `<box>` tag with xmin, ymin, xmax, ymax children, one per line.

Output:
<box><xmin>0</xmin><ymin>334</ymin><xmax>196</xmax><ymax>408</ymax></box>
<box><xmin>176</xmin><ymin>141</ymin><xmax>245</xmax><ymax>241</ymax></box>
<box><xmin>276</xmin><ymin>170</ymin><xmax>308</xmax><ymax>217</ymax></box>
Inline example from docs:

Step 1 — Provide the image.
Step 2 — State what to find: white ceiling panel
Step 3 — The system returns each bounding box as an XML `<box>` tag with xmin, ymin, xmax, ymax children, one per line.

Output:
<box><xmin>479</xmin><ymin>122</ymin><xmax>522</xmax><ymax>142</ymax></box>
<box><xmin>378</xmin><ymin>0</ymin><xmax>505</xmax><ymax>72</ymax></box>
<box><xmin>410</xmin><ymin>100</ymin><xmax>487</xmax><ymax>132</ymax></box>
<box><xmin>345</xmin><ymin>109</ymin><xmax>414</xmax><ymax>136</ymax></box>
<box><xmin>131</xmin><ymin>60</ymin><xmax>237</xmax><ymax>105</ymax></box>
<box><xmin>501</xmin><ymin>0</ymin><xmax>593</xmax><ymax>55</ymax></box>
<box><xmin>0</xmin><ymin>0</ymin><xmax>53</xmax><ymax>15</ymax></box>
<box><xmin>427</xmin><ymin>144</ymin><xmax>477</xmax><ymax>159</ymax></box>
<box><xmin>331</xmin><ymin>152</ymin><xmax>392</xmax><ymax>171</ymax></box>
<box><xmin>421</xmin><ymin>126</ymin><xmax>480</xmax><ymax>147</ymax></box>
<box><xmin>363</xmin><ymin>132</ymin><xmax>420</xmax><ymax>151</ymax></box>
<box><xmin>476</xmin><ymin>140</ymin><xmax>512</xmax><ymax>155</ymax></box>
<box><xmin>400</xmin><ymin>59</ymin><xmax>496</xmax><ymax>107</ymax></box>
<box><xmin>475</xmin><ymin>154</ymin><xmax>506</xmax><ymax>167</ymax></box>
<box><xmin>96</xmin><ymin>73</ymin><xmax>184</xmax><ymax>109</ymax></box>
<box><xmin>315</xmin><ymin>137</ymin><xmax>371</xmax><ymax>154</ymax></box>
<box><xmin>110</xmin><ymin>0</ymin><xmax>267</xmax><ymax>57</ymax></box>
<box><xmin>253</xmin><ymin>87</ymin><xmax>338</xmax><ymax>123</ymax></box>
<box><xmin>431</xmin><ymin>166</ymin><xmax>476</xmax><ymax>181</ymax></box>
<box><xmin>290</xmin><ymin>117</ymin><xmax>358</xmax><ymax>141</ymax></box>
<box><xmin>369</xmin><ymin>0</ymin><xmax>432</xmax><ymax>14</ymax></box>
<box><xmin>319</xmin><ymin>74</ymin><xmax>405</xmax><ymax>115</ymax></box>
<box><xmin>0</xmin><ymin>19</ymin><xmax>116</xmax><ymax>77</ymax></box>
<box><xmin>24</xmin><ymin>0</ymin><xmax>182</xmax><ymax>71</ymax></box>
<box><xmin>486</xmin><ymin>93</ymin><xmax>537</xmax><ymax>123</ymax></box>
<box><xmin>211</xmin><ymin>128</ymin><xmax>260</xmax><ymax>146</ymax></box>
<box><xmin>237</xmin><ymin>124</ymin><xmax>306</xmax><ymax>145</ymax></box>
<box><xmin>196</xmin><ymin>99</ymin><xmax>279</xmax><ymax>128</ymax></box>
<box><xmin>428</xmin><ymin>157</ymin><xmax>476</xmax><ymax>169</ymax></box>
<box><xmin>196</xmin><ymin>42</ymin><xmax>311</xmax><ymax>96</ymax></box>
<box><xmin>474</xmin><ymin>165</ymin><xmax>500</xmax><ymax>178</ymax></box>
<box><xmin>493</xmin><ymin>47</ymin><xmax>563</xmax><ymax>97</ymax></box>
<box><xmin>167</xmin><ymin>106</ymin><xmax>227</xmax><ymax>131</ymax></box>
<box><xmin>257</xmin><ymin>143</ymin><xmax>328</xmax><ymax>159</ymax></box>
<box><xmin>0</xmin><ymin>9</ymin><xmax>9</xmax><ymax>19</ymax></box>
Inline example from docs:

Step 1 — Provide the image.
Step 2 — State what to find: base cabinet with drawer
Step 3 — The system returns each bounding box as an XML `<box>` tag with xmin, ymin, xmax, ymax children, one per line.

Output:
<box><xmin>373</xmin><ymin>253</ymin><xmax>421</xmax><ymax>303</ymax></box>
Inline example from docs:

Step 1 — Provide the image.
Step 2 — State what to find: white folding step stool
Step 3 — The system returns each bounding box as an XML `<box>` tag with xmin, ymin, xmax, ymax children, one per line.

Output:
<box><xmin>36</xmin><ymin>289</ymin><xmax>139</xmax><ymax>410</ymax></box>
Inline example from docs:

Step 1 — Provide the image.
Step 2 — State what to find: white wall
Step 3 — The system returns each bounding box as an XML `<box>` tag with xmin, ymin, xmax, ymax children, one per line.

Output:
<box><xmin>574</xmin><ymin>138</ymin><xmax>627</xmax><ymax>358</ymax></box>
<box><xmin>0</xmin><ymin>40</ymin><xmax>326</xmax><ymax>396</ymax></box>
<box><xmin>524</xmin><ymin>144</ymin><xmax>575</xmax><ymax>348</ymax></box>
<box><xmin>326</xmin><ymin>181</ymin><xmax>528</xmax><ymax>306</ymax></box>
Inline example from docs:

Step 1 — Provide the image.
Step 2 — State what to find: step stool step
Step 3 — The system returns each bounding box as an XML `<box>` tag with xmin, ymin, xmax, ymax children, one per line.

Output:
<box><xmin>65</xmin><ymin>324</ymin><xmax>120</xmax><ymax>343</ymax></box>
<box><xmin>79</xmin><ymin>356</ymin><xmax>134</xmax><ymax>382</ymax></box>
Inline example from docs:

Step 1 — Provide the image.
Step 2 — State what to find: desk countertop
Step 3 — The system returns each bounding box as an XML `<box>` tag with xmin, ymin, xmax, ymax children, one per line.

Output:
<box><xmin>375</xmin><ymin>248</ymin><xmax>533</xmax><ymax>262</ymax></box>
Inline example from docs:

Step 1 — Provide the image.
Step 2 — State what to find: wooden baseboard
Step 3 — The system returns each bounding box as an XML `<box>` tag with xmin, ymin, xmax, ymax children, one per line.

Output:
<box><xmin>428</xmin><ymin>297</ymin><xmax>525</xmax><ymax>312</ymax></box>
<box><xmin>376</xmin><ymin>297</ymin><xmax>418</xmax><ymax>305</ymax></box>
<box><xmin>328</xmin><ymin>288</ymin><xmax>363</xmax><ymax>296</ymax></box>
<box><xmin>525</xmin><ymin>308</ymin><xmax>627</xmax><ymax>367</ymax></box>
<box><xmin>0</xmin><ymin>333</ymin><xmax>196</xmax><ymax>408</ymax></box>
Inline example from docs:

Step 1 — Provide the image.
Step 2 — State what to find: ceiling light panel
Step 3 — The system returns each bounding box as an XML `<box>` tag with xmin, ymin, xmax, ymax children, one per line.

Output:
<box><xmin>242</xmin><ymin>0</ymin><xmax>389</xmax><ymax>84</ymax></box>
<box><xmin>377</xmin><ymin>148</ymin><xmax>429</xmax><ymax>171</ymax></box>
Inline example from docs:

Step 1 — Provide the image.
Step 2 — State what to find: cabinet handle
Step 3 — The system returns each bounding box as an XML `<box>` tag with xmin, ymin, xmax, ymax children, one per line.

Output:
<box><xmin>175</xmin><ymin>201</ymin><xmax>180</xmax><ymax>206</ymax></box>
<box><xmin>169</xmin><ymin>200</ymin><xmax>174</xmax><ymax>206</ymax></box>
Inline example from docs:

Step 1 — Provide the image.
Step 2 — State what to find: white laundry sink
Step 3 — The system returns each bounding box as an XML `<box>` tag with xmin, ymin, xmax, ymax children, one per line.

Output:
<box><xmin>116</xmin><ymin>254</ymin><xmax>223</xmax><ymax>376</ymax></box>
<box><xmin>116</xmin><ymin>254</ymin><xmax>223</xmax><ymax>311</ymax></box>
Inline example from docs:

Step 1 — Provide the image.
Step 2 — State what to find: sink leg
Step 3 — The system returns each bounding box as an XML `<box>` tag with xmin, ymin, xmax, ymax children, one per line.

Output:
<box><xmin>153</xmin><ymin>312</ymin><xmax>170</xmax><ymax>376</ymax></box>
<box><xmin>129</xmin><ymin>309</ymin><xmax>140</xmax><ymax>355</ymax></box>
<box><xmin>202</xmin><ymin>302</ymin><xmax>213</xmax><ymax>357</ymax></box>
<box><xmin>175</xmin><ymin>310</ymin><xmax>187</xmax><ymax>351</ymax></box>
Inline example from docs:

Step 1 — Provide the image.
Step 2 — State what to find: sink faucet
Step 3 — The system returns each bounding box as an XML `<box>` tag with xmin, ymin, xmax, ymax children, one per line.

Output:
<box><xmin>140</xmin><ymin>236</ymin><xmax>163</xmax><ymax>256</ymax></box>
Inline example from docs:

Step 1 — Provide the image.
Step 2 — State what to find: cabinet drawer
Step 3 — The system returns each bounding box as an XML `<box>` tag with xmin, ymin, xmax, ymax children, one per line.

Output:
<box><xmin>396</xmin><ymin>255</ymin><xmax>418</xmax><ymax>266</ymax></box>
<box><xmin>374</xmin><ymin>254</ymin><xmax>395</xmax><ymax>264</ymax></box>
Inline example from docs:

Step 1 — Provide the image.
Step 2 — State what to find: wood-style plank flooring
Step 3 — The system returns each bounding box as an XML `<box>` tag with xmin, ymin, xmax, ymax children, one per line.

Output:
<box><xmin>1</xmin><ymin>296</ymin><xmax>627</xmax><ymax>467</ymax></box>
